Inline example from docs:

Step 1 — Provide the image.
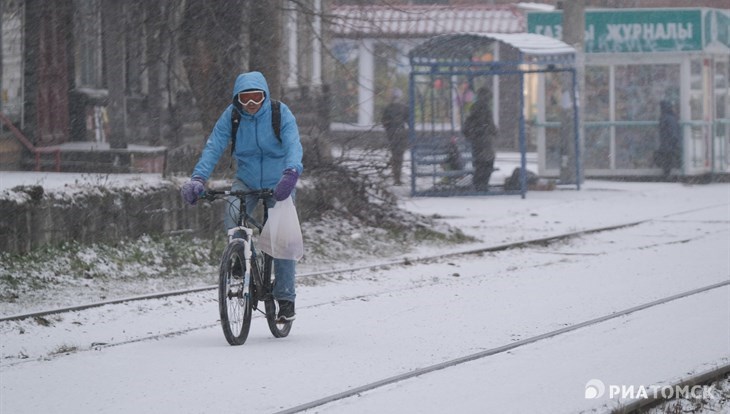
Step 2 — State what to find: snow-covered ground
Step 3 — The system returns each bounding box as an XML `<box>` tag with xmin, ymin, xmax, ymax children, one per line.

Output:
<box><xmin>1</xmin><ymin>169</ymin><xmax>729</xmax><ymax>414</ymax></box>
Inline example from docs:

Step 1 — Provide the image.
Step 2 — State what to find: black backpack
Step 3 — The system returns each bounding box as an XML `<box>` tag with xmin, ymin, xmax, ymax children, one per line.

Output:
<box><xmin>504</xmin><ymin>167</ymin><xmax>538</xmax><ymax>191</ymax></box>
<box><xmin>230</xmin><ymin>99</ymin><xmax>281</xmax><ymax>156</ymax></box>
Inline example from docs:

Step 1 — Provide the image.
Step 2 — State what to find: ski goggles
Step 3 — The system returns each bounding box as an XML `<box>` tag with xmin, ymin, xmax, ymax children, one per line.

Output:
<box><xmin>237</xmin><ymin>90</ymin><xmax>265</xmax><ymax>106</ymax></box>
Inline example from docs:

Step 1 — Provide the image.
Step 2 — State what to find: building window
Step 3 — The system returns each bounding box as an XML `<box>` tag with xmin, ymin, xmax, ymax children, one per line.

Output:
<box><xmin>74</xmin><ymin>0</ymin><xmax>102</xmax><ymax>88</ymax></box>
<box><xmin>614</xmin><ymin>63</ymin><xmax>680</xmax><ymax>169</ymax></box>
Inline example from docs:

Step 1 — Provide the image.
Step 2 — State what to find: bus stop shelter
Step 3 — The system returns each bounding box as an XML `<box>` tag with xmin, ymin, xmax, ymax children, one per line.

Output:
<box><xmin>408</xmin><ymin>32</ymin><xmax>580</xmax><ymax>197</ymax></box>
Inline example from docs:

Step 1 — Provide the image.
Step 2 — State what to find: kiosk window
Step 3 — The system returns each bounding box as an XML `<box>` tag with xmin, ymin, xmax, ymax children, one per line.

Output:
<box><xmin>615</xmin><ymin>64</ymin><xmax>680</xmax><ymax>121</ymax></box>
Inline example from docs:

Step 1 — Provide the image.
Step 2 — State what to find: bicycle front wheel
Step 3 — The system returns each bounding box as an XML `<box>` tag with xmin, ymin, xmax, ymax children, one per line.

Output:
<box><xmin>218</xmin><ymin>241</ymin><xmax>253</xmax><ymax>345</ymax></box>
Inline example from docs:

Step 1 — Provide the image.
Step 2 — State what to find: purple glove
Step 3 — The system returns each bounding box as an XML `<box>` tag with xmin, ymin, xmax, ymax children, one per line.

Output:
<box><xmin>181</xmin><ymin>177</ymin><xmax>206</xmax><ymax>205</ymax></box>
<box><xmin>273</xmin><ymin>168</ymin><xmax>299</xmax><ymax>201</ymax></box>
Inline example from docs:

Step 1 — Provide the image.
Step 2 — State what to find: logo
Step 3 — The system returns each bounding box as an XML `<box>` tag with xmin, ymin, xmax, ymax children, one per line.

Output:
<box><xmin>585</xmin><ymin>379</ymin><xmax>606</xmax><ymax>399</ymax></box>
<box><xmin>585</xmin><ymin>378</ymin><xmax>718</xmax><ymax>400</ymax></box>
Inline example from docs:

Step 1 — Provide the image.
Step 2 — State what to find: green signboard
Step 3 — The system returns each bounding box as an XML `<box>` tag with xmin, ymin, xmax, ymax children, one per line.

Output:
<box><xmin>528</xmin><ymin>9</ymin><xmax>707</xmax><ymax>53</ymax></box>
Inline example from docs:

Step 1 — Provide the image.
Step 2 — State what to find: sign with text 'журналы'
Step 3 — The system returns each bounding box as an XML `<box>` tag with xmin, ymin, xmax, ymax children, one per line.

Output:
<box><xmin>528</xmin><ymin>9</ymin><xmax>704</xmax><ymax>53</ymax></box>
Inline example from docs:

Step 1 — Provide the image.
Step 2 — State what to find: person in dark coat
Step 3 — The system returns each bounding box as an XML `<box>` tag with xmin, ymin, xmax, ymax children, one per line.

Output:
<box><xmin>381</xmin><ymin>89</ymin><xmax>409</xmax><ymax>185</ymax></box>
<box><xmin>463</xmin><ymin>86</ymin><xmax>497</xmax><ymax>191</ymax></box>
<box><xmin>654</xmin><ymin>100</ymin><xmax>682</xmax><ymax>177</ymax></box>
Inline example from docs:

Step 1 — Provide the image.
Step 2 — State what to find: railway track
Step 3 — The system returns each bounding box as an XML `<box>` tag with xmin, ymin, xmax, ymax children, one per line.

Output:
<box><xmin>1</xmin><ymin>203</ymin><xmax>724</xmax><ymax>324</ymax></box>
<box><xmin>270</xmin><ymin>281</ymin><xmax>730</xmax><ymax>414</ymax></box>
<box><xmin>620</xmin><ymin>362</ymin><xmax>730</xmax><ymax>414</ymax></box>
<box><xmin>2</xmin><ymin>202</ymin><xmax>727</xmax><ymax>413</ymax></box>
<box><xmin>0</xmin><ymin>219</ymin><xmax>646</xmax><ymax>323</ymax></box>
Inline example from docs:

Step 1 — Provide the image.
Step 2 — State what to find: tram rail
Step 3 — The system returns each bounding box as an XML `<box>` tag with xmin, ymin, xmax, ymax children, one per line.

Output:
<box><xmin>0</xmin><ymin>219</ymin><xmax>647</xmax><ymax>323</ymax></box>
<box><xmin>272</xmin><ymin>280</ymin><xmax>730</xmax><ymax>414</ymax></box>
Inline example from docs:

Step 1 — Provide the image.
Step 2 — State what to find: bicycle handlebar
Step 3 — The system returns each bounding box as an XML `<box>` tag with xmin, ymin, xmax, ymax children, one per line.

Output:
<box><xmin>200</xmin><ymin>188</ymin><xmax>274</xmax><ymax>201</ymax></box>
<box><xmin>199</xmin><ymin>188</ymin><xmax>273</xmax><ymax>231</ymax></box>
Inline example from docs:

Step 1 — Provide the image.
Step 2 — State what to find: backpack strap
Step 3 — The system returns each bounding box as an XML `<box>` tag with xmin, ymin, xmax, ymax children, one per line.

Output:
<box><xmin>271</xmin><ymin>99</ymin><xmax>282</xmax><ymax>143</ymax></box>
<box><xmin>230</xmin><ymin>100</ymin><xmax>282</xmax><ymax>158</ymax></box>
<box><xmin>230</xmin><ymin>108</ymin><xmax>241</xmax><ymax>157</ymax></box>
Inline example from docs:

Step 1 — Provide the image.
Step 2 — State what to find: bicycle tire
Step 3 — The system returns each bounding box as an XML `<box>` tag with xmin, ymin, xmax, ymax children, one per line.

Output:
<box><xmin>218</xmin><ymin>240</ymin><xmax>253</xmax><ymax>345</ymax></box>
<box><xmin>259</xmin><ymin>254</ymin><xmax>292</xmax><ymax>338</ymax></box>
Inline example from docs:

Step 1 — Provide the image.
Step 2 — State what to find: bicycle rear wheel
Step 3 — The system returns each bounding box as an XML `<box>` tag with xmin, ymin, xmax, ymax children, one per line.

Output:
<box><xmin>218</xmin><ymin>241</ymin><xmax>253</xmax><ymax>345</ymax></box>
<box><xmin>258</xmin><ymin>255</ymin><xmax>292</xmax><ymax>338</ymax></box>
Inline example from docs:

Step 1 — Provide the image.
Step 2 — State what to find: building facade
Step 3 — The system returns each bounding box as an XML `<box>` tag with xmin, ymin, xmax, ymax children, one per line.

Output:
<box><xmin>528</xmin><ymin>8</ymin><xmax>730</xmax><ymax>177</ymax></box>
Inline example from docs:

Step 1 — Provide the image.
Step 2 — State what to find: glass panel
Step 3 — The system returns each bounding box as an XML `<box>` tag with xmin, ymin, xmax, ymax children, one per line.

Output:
<box><xmin>544</xmin><ymin>72</ymin><xmax>564</xmax><ymax>123</ymax></box>
<box><xmin>615</xmin><ymin>64</ymin><xmax>680</xmax><ymax>121</ymax></box>
<box><xmin>690</xmin><ymin>58</ymin><xmax>704</xmax><ymax>120</ymax></box>
<box><xmin>584</xmin><ymin>66</ymin><xmax>611</xmax><ymax>170</ymax></box>
<box><xmin>612</xmin><ymin>64</ymin><xmax>681</xmax><ymax>171</ymax></box>
<box><xmin>585</xmin><ymin>66</ymin><xmax>610</xmax><ymax>122</ymax></box>
<box><xmin>412</xmin><ymin>74</ymin><xmax>456</xmax><ymax>127</ymax></box>
<box><xmin>524</xmin><ymin>72</ymin><xmax>539</xmax><ymax>125</ymax></box>
<box><xmin>374</xmin><ymin>41</ymin><xmax>409</xmax><ymax>123</ymax></box>
<box><xmin>526</xmin><ymin>121</ymin><xmax>538</xmax><ymax>155</ymax></box>
<box><xmin>690</xmin><ymin>59</ymin><xmax>703</xmax><ymax>90</ymax></box>
<box><xmin>331</xmin><ymin>40</ymin><xmax>359</xmax><ymax>124</ymax></box>
<box><xmin>543</xmin><ymin>71</ymin><xmax>575</xmax><ymax>170</ymax></box>
<box><xmin>74</xmin><ymin>0</ymin><xmax>102</xmax><ymax>88</ymax></box>
<box><xmin>615</xmin><ymin>126</ymin><xmax>657</xmax><ymax>169</ymax></box>
<box><xmin>2</xmin><ymin>0</ymin><xmax>24</xmax><ymax>120</ymax></box>
<box><xmin>584</xmin><ymin>126</ymin><xmax>611</xmax><ymax>169</ymax></box>
<box><xmin>714</xmin><ymin>59</ymin><xmax>729</xmax><ymax>172</ymax></box>
<box><xmin>545</xmin><ymin>125</ymin><xmax>562</xmax><ymax>170</ymax></box>
<box><xmin>689</xmin><ymin>126</ymin><xmax>706</xmax><ymax>168</ymax></box>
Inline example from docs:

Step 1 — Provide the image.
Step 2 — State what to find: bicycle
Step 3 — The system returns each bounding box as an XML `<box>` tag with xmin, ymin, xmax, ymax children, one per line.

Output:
<box><xmin>201</xmin><ymin>189</ymin><xmax>292</xmax><ymax>345</ymax></box>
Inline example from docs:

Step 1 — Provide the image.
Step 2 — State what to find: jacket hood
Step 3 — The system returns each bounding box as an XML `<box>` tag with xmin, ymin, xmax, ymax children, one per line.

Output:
<box><xmin>231</xmin><ymin>71</ymin><xmax>271</xmax><ymax>110</ymax></box>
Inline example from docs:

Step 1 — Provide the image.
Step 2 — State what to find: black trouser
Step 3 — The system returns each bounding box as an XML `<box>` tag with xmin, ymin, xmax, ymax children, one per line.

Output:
<box><xmin>470</xmin><ymin>139</ymin><xmax>494</xmax><ymax>191</ymax></box>
<box><xmin>473</xmin><ymin>157</ymin><xmax>494</xmax><ymax>191</ymax></box>
<box><xmin>387</xmin><ymin>129</ymin><xmax>408</xmax><ymax>184</ymax></box>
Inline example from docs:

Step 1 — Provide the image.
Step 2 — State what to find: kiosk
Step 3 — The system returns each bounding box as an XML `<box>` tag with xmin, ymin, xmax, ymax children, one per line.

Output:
<box><xmin>408</xmin><ymin>33</ymin><xmax>579</xmax><ymax>197</ymax></box>
<box><xmin>528</xmin><ymin>8</ymin><xmax>730</xmax><ymax>178</ymax></box>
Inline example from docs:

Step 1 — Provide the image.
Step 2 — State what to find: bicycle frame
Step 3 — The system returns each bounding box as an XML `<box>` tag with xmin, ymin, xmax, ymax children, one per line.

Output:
<box><xmin>202</xmin><ymin>189</ymin><xmax>273</xmax><ymax>299</ymax></box>
<box><xmin>232</xmin><ymin>190</ymin><xmax>269</xmax><ymax>304</ymax></box>
<box><xmin>201</xmin><ymin>188</ymin><xmax>292</xmax><ymax>344</ymax></box>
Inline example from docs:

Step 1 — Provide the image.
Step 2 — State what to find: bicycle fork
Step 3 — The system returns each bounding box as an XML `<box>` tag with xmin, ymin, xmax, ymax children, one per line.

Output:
<box><xmin>228</xmin><ymin>226</ymin><xmax>254</xmax><ymax>303</ymax></box>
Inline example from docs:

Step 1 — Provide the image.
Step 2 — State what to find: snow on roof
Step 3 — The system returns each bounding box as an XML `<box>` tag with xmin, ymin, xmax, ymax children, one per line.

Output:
<box><xmin>487</xmin><ymin>32</ymin><xmax>576</xmax><ymax>56</ymax></box>
<box><xmin>409</xmin><ymin>32</ymin><xmax>575</xmax><ymax>65</ymax></box>
<box><xmin>515</xmin><ymin>2</ymin><xmax>556</xmax><ymax>12</ymax></box>
<box><xmin>330</xmin><ymin>5</ymin><xmax>525</xmax><ymax>38</ymax></box>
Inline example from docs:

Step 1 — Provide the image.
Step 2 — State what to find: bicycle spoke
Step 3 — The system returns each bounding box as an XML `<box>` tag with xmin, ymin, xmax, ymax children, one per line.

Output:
<box><xmin>218</xmin><ymin>242</ymin><xmax>253</xmax><ymax>345</ymax></box>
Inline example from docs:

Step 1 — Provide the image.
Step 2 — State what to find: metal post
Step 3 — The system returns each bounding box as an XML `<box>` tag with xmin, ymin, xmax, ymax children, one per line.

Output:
<box><xmin>409</xmin><ymin>72</ymin><xmax>416</xmax><ymax>196</ymax></box>
<box><xmin>572</xmin><ymin>68</ymin><xmax>581</xmax><ymax>189</ymax></box>
<box><xmin>519</xmin><ymin>70</ymin><xmax>527</xmax><ymax>199</ymax></box>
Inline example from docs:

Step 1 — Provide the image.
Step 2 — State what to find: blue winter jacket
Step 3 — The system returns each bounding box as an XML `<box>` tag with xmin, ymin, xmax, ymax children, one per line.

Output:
<box><xmin>192</xmin><ymin>71</ymin><xmax>303</xmax><ymax>189</ymax></box>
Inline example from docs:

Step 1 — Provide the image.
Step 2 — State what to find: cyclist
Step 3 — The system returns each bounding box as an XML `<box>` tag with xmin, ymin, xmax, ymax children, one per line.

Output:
<box><xmin>180</xmin><ymin>71</ymin><xmax>303</xmax><ymax>322</ymax></box>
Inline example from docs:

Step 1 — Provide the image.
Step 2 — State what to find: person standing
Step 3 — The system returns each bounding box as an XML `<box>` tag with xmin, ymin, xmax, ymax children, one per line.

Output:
<box><xmin>381</xmin><ymin>89</ymin><xmax>410</xmax><ymax>185</ymax></box>
<box><xmin>463</xmin><ymin>86</ymin><xmax>497</xmax><ymax>191</ymax></box>
<box><xmin>180</xmin><ymin>71</ymin><xmax>303</xmax><ymax>322</ymax></box>
<box><xmin>654</xmin><ymin>100</ymin><xmax>682</xmax><ymax>178</ymax></box>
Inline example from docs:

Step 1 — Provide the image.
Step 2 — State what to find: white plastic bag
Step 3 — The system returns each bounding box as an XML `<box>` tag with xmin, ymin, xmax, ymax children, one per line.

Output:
<box><xmin>258</xmin><ymin>196</ymin><xmax>304</xmax><ymax>261</ymax></box>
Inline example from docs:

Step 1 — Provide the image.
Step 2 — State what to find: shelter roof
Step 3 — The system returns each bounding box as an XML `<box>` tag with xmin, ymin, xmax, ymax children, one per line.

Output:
<box><xmin>409</xmin><ymin>32</ymin><xmax>575</xmax><ymax>66</ymax></box>
<box><xmin>330</xmin><ymin>5</ymin><xmax>524</xmax><ymax>38</ymax></box>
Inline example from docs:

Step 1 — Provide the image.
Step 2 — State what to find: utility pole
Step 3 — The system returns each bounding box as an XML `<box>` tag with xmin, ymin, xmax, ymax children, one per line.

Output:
<box><xmin>558</xmin><ymin>0</ymin><xmax>585</xmax><ymax>184</ymax></box>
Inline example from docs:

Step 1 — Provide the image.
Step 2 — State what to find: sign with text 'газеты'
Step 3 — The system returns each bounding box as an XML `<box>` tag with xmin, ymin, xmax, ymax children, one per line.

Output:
<box><xmin>528</xmin><ymin>9</ymin><xmax>706</xmax><ymax>53</ymax></box>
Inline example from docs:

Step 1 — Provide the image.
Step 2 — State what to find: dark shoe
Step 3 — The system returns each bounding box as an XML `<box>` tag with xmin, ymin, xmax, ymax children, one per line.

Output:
<box><xmin>277</xmin><ymin>300</ymin><xmax>296</xmax><ymax>322</ymax></box>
